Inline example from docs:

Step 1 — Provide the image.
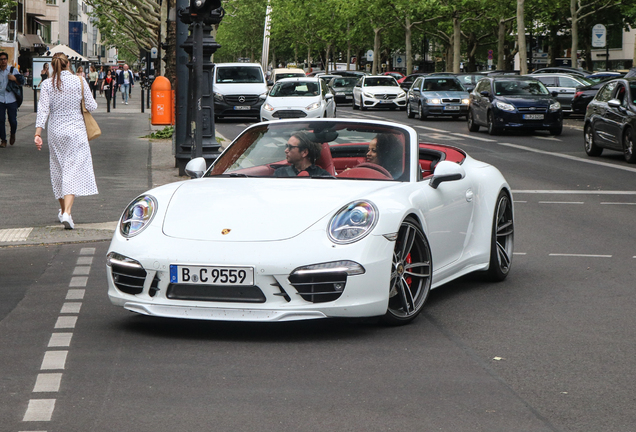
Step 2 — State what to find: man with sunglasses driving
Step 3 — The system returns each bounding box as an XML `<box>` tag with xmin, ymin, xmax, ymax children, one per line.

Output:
<box><xmin>274</xmin><ymin>132</ymin><xmax>330</xmax><ymax>177</ymax></box>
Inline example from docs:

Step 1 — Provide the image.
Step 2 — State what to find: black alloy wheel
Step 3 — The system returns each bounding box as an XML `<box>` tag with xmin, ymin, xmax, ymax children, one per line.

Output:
<box><xmin>353</xmin><ymin>95</ymin><xmax>359</xmax><ymax>110</ymax></box>
<box><xmin>467</xmin><ymin>110</ymin><xmax>479</xmax><ymax>132</ymax></box>
<box><xmin>549</xmin><ymin>125</ymin><xmax>563</xmax><ymax>136</ymax></box>
<box><xmin>419</xmin><ymin>103</ymin><xmax>427</xmax><ymax>120</ymax></box>
<box><xmin>360</xmin><ymin>97</ymin><xmax>367</xmax><ymax>111</ymax></box>
<box><xmin>624</xmin><ymin>128</ymin><xmax>636</xmax><ymax>163</ymax></box>
<box><xmin>584</xmin><ymin>123</ymin><xmax>603</xmax><ymax>156</ymax></box>
<box><xmin>406</xmin><ymin>102</ymin><xmax>415</xmax><ymax>118</ymax></box>
<box><xmin>487</xmin><ymin>111</ymin><xmax>500</xmax><ymax>135</ymax></box>
<box><xmin>486</xmin><ymin>191</ymin><xmax>514</xmax><ymax>281</ymax></box>
<box><xmin>382</xmin><ymin>218</ymin><xmax>432</xmax><ymax>325</ymax></box>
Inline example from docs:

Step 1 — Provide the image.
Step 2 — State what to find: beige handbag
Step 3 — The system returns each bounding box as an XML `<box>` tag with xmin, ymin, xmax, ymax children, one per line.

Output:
<box><xmin>80</xmin><ymin>77</ymin><xmax>101</xmax><ymax>141</ymax></box>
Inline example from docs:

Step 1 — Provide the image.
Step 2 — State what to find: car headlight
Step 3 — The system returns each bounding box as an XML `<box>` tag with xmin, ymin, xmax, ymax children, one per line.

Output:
<box><xmin>328</xmin><ymin>200</ymin><xmax>378</xmax><ymax>244</ymax></box>
<box><xmin>462</xmin><ymin>98</ymin><xmax>470</xmax><ymax>105</ymax></box>
<box><xmin>306</xmin><ymin>101</ymin><xmax>321</xmax><ymax>111</ymax></box>
<box><xmin>213</xmin><ymin>92</ymin><xmax>224</xmax><ymax>102</ymax></box>
<box><xmin>495</xmin><ymin>100</ymin><xmax>515</xmax><ymax>112</ymax></box>
<box><xmin>263</xmin><ymin>102</ymin><xmax>275</xmax><ymax>111</ymax></box>
<box><xmin>363</xmin><ymin>92</ymin><xmax>374</xmax><ymax>98</ymax></box>
<box><xmin>397</xmin><ymin>91</ymin><xmax>406</xmax><ymax>98</ymax></box>
<box><xmin>549</xmin><ymin>101</ymin><xmax>561</xmax><ymax>112</ymax></box>
<box><xmin>120</xmin><ymin>195</ymin><xmax>157</xmax><ymax>238</ymax></box>
<box><xmin>429</xmin><ymin>98</ymin><xmax>441</xmax><ymax>104</ymax></box>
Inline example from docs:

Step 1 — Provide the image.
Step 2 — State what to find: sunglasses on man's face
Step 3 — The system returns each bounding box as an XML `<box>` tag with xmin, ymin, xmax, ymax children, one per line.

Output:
<box><xmin>285</xmin><ymin>144</ymin><xmax>300</xmax><ymax>151</ymax></box>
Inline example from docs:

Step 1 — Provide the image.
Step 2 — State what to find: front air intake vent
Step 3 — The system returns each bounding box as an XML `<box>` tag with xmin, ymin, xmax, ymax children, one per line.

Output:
<box><xmin>111</xmin><ymin>263</ymin><xmax>146</xmax><ymax>295</ymax></box>
<box><xmin>288</xmin><ymin>272</ymin><xmax>347</xmax><ymax>303</ymax></box>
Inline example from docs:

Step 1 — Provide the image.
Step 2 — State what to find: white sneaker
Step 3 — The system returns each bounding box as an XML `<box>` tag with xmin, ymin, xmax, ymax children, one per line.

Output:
<box><xmin>62</xmin><ymin>213</ymin><xmax>74</xmax><ymax>230</ymax></box>
<box><xmin>58</xmin><ymin>209</ymin><xmax>63</xmax><ymax>223</ymax></box>
<box><xmin>125</xmin><ymin>102</ymin><xmax>128</xmax><ymax>105</ymax></box>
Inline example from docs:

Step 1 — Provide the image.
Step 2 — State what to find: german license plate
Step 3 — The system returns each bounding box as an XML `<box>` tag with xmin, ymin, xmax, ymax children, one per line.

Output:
<box><xmin>523</xmin><ymin>114</ymin><xmax>544</xmax><ymax>120</ymax></box>
<box><xmin>380</xmin><ymin>100</ymin><xmax>393</xmax><ymax>104</ymax></box>
<box><xmin>345</xmin><ymin>96</ymin><xmax>353</xmax><ymax>100</ymax></box>
<box><xmin>234</xmin><ymin>106</ymin><xmax>251</xmax><ymax>110</ymax></box>
<box><xmin>444</xmin><ymin>105</ymin><xmax>460</xmax><ymax>111</ymax></box>
<box><xmin>170</xmin><ymin>265</ymin><xmax>254</xmax><ymax>286</ymax></box>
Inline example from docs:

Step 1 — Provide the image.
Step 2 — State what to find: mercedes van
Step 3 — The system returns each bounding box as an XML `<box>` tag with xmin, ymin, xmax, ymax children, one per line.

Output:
<box><xmin>213</xmin><ymin>63</ymin><xmax>268</xmax><ymax>121</ymax></box>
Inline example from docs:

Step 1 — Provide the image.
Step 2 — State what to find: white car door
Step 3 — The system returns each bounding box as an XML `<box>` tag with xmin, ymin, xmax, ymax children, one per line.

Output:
<box><xmin>421</xmin><ymin>174</ymin><xmax>475</xmax><ymax>270</ymax></box>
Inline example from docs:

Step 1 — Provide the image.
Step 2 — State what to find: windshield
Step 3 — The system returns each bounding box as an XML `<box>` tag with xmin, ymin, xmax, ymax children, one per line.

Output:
<box><xmin>364</xmin><ymin>77</ymin><xmax>398</xmax><ymax>87</ymax></box>
<box><xmin>275</xmin><ymin>72</ymin><xmax>305</xmax><ymax>81</ymax></box>
<box><xmin>216</xmin><ymin>67</ymin><xmax>263</xmax><ymax>84</ymax></box>
<box><xmin>494</xmin><ymin>80</ymin><xmax>550</xmax><ymax>96</ymax></box>
<box><xmin>331</xmin><ymin>77</ymin><xmax>358</xmax><ymax>87</ymax></box>
<box><xmin>207</xmin><ymin>121</ymin><xmax>411</xmax><ymax>181</ymax></box>
<box><xmin>269</xmin><ymin>81</ymin><xmax>321</xmax><ymax>97</ymax></box>
<box><xmin>422</xmin><ymin>78</ymin><xmax>465</xmax><ymax>92</ymax></box>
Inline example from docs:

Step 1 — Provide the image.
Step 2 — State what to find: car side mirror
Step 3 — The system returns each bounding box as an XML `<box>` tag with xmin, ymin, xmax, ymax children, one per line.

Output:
<box><xmin>185</xmin><ymin>157</ymin><xmax>207</xmax><ymax>179</ymax></box>
<box><xmin>551</xmin><ymin>91</ymin><xmax>559</xmax><ymax>98</ymax></box>
<box><xmin>607</xmin><ymin>98</ymin><xmax>622</xmax><ymax>108</ymax></box>
<box><xmin>411</xmin><ymin>87</ymin><xmax>420</xmax><ymax>93</ymax></box>
<box><xmin>480</xmin><ymin>90</ymin><xmax>490</xmax><ymax>97</ymax></box>
<box><xmin>259</xmin><ymin>93</ymin><xmax>267</xmax><ymax>100</ymax></box>
<box><xmin>325</xmin><ymin>93</ymin><xmax>334</xmax><ymax>100</ymax></box>
<box><xmin>465</xmin><ymin>85</ymin><xmax>475</xmax><ymax>92</ymax></box>
<box><xmin>429</xmin><ymin>161</ymin><xmax>465</xmax><ymax>189</ymax></box>
<box><xmin>267</xmin><ymin>80</ymin><xmax>273</xmax><ymax>86</ymax></box>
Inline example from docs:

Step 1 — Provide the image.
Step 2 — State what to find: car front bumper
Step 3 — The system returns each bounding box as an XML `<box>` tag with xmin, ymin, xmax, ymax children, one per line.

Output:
<box><xmin>260</xmin><ymin>107</ymin><xmax>324</xmax><ymax>121</ymax></box>
<box><xmin>362</xmin><ymin>96</ymin><xmax>406</xmax><ymax>109</ymax></box>
<box><xmin>421</xmin><ymin>104</ymin><xmax>469</xmax><ymax>117</ymax></box>
<box><xmin>494</xmin><ymin>110</ymin><xmax>563</xmax><ymax>129</ymax></box>
<box><xmin>107</xmin><ymin>227</ymin><xmax>394</xmax><ymax>321</ymax></box>
<box><xmin>214</xmin><ymin>98</ymin><xmax>263</xmax><ymax>118</ymax></box>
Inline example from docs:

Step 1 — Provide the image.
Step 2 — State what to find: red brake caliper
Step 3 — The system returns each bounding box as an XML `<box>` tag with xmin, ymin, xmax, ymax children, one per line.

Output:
<box><xmin>405</xmin><ymin>253</ymin><xmax>412</xmax><ymax>286</ymax></box>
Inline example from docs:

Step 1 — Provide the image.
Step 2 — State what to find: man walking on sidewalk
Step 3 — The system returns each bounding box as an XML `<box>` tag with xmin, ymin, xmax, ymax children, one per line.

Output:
<box><xmin>117</xmin><ymin>64</ymin><xmax>134</xmax><ymax>105</ymax></box>
<box><xmin>0</xmin><ymin>52</ymin><xmax>22</xmax><ymax>148</ymax></box>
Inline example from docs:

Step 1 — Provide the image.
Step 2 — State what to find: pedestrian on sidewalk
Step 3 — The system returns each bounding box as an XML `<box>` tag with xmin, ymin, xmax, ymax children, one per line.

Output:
<box><xmin>40</xmin><ymin>63</ymin><xmax>49</xmax><ymax>85</ymax></box>
<box><xmin>97</xmin><ymin>66</ymin><xmax>105</xmax><ymax>96</ymax></box>
<box><xmin>34</xmin><ymin>52</ymin><xmax>99</xmax><ymax>230</ymax></box>
<box><xmin>0</xmin><ymin>52</ymin><xmax>22</xmax><ymax>148</ymax></box>
<box><xmin>88</xmin><ymin>65</ymin><xmax>98</xmax><ymax>99</ymax></box>
<box><xmin>117</xmin><ymin>64</ymin><xmax>134</xmax><ymax>105</ymax></box>
<box><xmin>102</xmin><ymin>69</ymin><xmax>115</xmax><ymax>108</ymax></box>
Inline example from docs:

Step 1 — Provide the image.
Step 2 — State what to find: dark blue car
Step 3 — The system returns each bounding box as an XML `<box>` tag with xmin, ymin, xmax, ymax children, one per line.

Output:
<box><xmin>467</xmin><ymin>76</ymin><xmax>563</xmax><ymax>135</ymax></box>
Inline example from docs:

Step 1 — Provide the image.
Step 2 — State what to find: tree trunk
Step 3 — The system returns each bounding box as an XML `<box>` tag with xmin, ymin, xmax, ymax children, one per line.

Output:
<box><xmin>373</xmin><ymin>27</ymin><xmax>381</xmax><ymax>75</ymax></box>
<box><xmin>405</xmin><ymin>16</ymin><xmax>413</xmax><ymax>75</ymax></box>
<box><xmin>325</xmin><ymin>44</ymin><xmax>331</xmax><ymax>73</ymax></box>
<box><xmin>453</xmin><ymin>16</ymin><xmax>461</xmax><ymax>73</ymax></box>
<box><xmin>570</xmin><ymin>0</ymin><xmax>578</xmax><ymax>69</ymax></box>
<box><xmin>517</xmin><ymin>0</ymin><xmax>527</xmax><ymax>75</ymax></box>
<box><xmin>497</xmin><ymin>19</ymin><xmax>506</xmax><ymax>70</ymax></box>
<box><xmin>346</xmin><ymin>23</ymin><xmax>351</xmax><ymax>70</ymax></box>
<box><xmin>307</xmin><ymin>46</ymin><xmax>311</xmax><ymax>71</ymax></box>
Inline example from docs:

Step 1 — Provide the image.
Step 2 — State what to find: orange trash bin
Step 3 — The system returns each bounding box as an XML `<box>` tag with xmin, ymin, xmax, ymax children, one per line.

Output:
<box><xmin>151</xmin><ymin>76</ymin><xmax>174</xmax><ymax>125</ymax></box>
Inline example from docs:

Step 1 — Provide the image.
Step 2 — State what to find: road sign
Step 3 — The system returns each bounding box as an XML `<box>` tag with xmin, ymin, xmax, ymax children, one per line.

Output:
<box><xmin>151</xmin><ymin>47</ymin><xmax>158</xmax><ymax>59</ymax></box>
<box><xmin>392</xmin><ymin>54</ymin><xmax>405</xmax><ymax>68</ymax></box>
<box><xmin>592</xmin><ymin>24</ymin><xmax>606</xmax><ymax>48</ymax></box>
<box><xmin>487</xmin><ymin>50</ymin><xmax>493</xmax><ymax>60</ymax></box>
<box><xmin>366</xmin><ymin>50</ymin><xmax>373</xmax><ymax>61</ymax></box>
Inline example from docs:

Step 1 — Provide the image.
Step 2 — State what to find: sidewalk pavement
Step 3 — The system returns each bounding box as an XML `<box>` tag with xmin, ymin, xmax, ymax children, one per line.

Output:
<box><xmin>0</xmin><ymin>81</ymin><xmax>190</xmax><ymax>248</ymax></box>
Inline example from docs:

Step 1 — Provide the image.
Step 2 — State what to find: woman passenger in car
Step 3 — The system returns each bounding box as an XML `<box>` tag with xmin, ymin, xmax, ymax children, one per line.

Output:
<box><xmin>365</xmin><ymin>133</ymin><xmax>403</xmax><ymax>178</ymax></box>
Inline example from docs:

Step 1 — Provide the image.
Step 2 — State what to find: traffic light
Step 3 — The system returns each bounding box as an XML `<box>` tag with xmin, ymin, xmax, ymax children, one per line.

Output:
<box><xmin>189</xmin><ymin>0</ymin><xmax>222</xmax><ymax>16</ymax></box>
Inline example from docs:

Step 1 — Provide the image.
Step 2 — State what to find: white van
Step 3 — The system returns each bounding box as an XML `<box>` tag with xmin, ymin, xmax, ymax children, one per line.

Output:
<box><xmin>213</xmin><ymin>63</ymin><xmax>268</xmax><ymax>121</ymax></box>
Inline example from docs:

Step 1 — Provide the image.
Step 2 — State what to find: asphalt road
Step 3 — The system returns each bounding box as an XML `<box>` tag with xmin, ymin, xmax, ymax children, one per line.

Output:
<box><xmin>1</xmin><ymin>104</ymin><xmax>635</xmax><ymax>431</ymax></box>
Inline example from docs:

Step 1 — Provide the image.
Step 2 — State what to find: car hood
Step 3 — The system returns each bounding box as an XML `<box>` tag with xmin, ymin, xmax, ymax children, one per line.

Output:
<box><xmin>162</xmin><ymin>178</ymin><xmax>396</xmax><ymax>242</ymax></box>
<box><xmin>422</xmin><ymin>90</ymin><xmax>469</xmax><ymax>98</ymax></box>
<box><xmin>497</xmin><ymin>95</ymin><xmax>553</xmax><ymax>107</ymax></box>
<box><xmin>265</xmin><ymin>95</ymin><xmax>321</xmax><ymax>108</ymax></box>
<box><xmin>363</xmin><ymin>86</ymin><xmax>403</xmax><ymax>94</ymax></box>
<box><xmin>213</xmin><ymin>82</ymin><xmax>268</xmax><ymax>95</ymax></box>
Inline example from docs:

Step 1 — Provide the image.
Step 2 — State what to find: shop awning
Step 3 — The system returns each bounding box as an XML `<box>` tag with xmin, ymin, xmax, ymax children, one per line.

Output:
<box><xmin>43</xmin><ymin>44</ymin><xmax>89</xmax><ymax>62</ymax></box>
<box><xmin>18</xmin><ymin>33</ymin><xmax>46</xmax><ymax>50</ymax></box>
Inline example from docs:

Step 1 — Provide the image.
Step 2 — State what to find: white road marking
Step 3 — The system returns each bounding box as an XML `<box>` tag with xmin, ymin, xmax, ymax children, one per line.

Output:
<box><xmin>413</xmin><ymin>125</ymin><xmax>449</xmax><ymax>133</ymax></box>
<box><xmin>513</xmin><ymin>190</ymin><xmax>636</xmax><ymax>195</ymax></box>
<box><xmin>498</xmin><ymin>142</ymin><xmax>636</xmax><ymax>173</ymax></box>
<box><xmin>538</xmin><ymin>201</ymin><xmax>584</xmax><ymax>204</ymax></box>
<box><xmin>72</xmin><ymin>266</ymin><xmax>91</xmax><ymax>276</ymax></box>
<box><xmin>48</xmin><ymin>333</ymin><xmax>73</xmax><ymax>347</ymax></box>
<box><xmin>65</xmin><ymin>289</ymin><xmax>85</xmax><ymax>300</ymax></box>
<box><xmin>33</xmin><ymin>373</ymin><xmax>63</xmax><ymax>392</ymax></box>
<box><xmin>535</xmin><ymin>136</ymin><xmax>562</xmax><ymax>141</ymax></box>
<box><xmin>79</xmin><ymin>247</ymin><xmax>96</xmax><ymax>255</ymax></box>
<box><xmin>69</xmin><ymin>276</ymin><xmax>88</xmax><ymax>287</ymax></box>
<box><xmin>40</xmin><ymin>351</ymin><xmax>68</xmax><ymax>370</ymax></box>
<box><xmin>60</xmin><ymin>302</ymin><xmax>82</xmax><ymax>314</ymax></box>
<box><xmin>420</xmin><ymin>133</ymin><xmax>460</xmax><ymax>141</ymax></box>
<box><xmin>513</xmin><ymin>200</ymin><xmax>527</xmax><ymax>203</ymax></box>
<box><xmin>0</xmin><ymin>227</ymin><xmax>33</xmax><ymax>242</ymax></box>
<box><xmin>451</xmin><ymin>133</ymin><xmax>496</xmax><ymax>142</ymax></box>
<box><xmin>513</xmin><ymin>252</ymin><xmax>527</xmax><ymax>255</ymax></box>
<box><xmin>22</xmin><ymin>399</ymin><xmax>56</xmax><ymax>421</ymax></box>
<box><xmin>54</xmin><ymin>316</ymin><xmax>77</xmax><ymax>329</ymax></box>
<box><xmin>600</xmin><ymin>202</ymin><xmax>636</xmax><ymax>205</ymax></box>
<box><xmin>549</xmin><ymin>253</ymin><xmax>612</xmax><ymax>258</ymax></box>
<box><xmin>76</xmin><ymin>256</ymin><xmax>93</xmax><ymax>265</ymax></box>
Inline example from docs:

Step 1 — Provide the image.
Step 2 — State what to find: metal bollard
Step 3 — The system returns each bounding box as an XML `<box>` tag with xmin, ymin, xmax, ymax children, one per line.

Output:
<box><xmin>33</xmin><ymin>87</ymin><xmax>38</xmax><ymax>112</ymax></box>
<box><xmin>141</xmin><ymin>87</ymin><xmax>144</xmax><ymax>113</ymax></box>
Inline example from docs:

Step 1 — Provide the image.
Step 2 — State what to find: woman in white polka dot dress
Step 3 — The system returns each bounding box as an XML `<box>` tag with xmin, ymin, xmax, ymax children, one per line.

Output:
<box><xmin>34</xmin><ymin>53</ymin><xmax>98</xmax><ymax>229</ymax></box>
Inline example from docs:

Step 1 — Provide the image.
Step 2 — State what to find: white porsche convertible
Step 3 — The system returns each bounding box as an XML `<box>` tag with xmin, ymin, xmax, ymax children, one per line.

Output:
<box><xmin>107</xmin><ymin>119</ymin><xmax>514</xmax><ymax>325</ymax></box>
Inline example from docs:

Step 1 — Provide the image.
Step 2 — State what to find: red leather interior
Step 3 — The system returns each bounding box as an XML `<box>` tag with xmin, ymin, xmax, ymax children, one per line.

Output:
<box><xmin>337</xmin><ymin>167</ymin><xmax>392</xmax><ymax>180</ymax></box>
<box><xmin>316</xmin><ymin>143</ymin><xmax>336</xmax><ymax>175</ymax></box>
